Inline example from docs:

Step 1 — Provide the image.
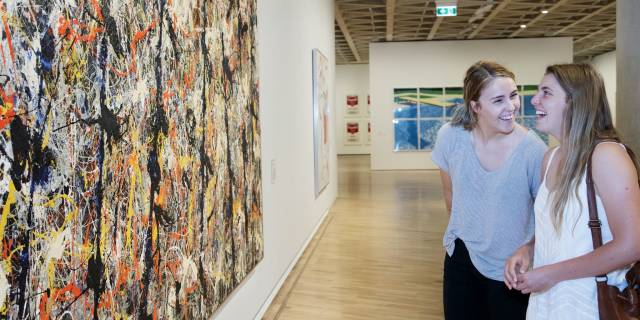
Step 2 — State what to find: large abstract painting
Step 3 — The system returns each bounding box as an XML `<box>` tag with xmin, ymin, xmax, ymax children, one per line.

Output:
<box><xmin>312</xmin><ymin>49</ymin><xmax>329</xmax><ymax>197</ymax></box>
<box><xmin>0</xmin><ymin>1</ymin><xmax>263</xmax><ymax>319</ymax></box>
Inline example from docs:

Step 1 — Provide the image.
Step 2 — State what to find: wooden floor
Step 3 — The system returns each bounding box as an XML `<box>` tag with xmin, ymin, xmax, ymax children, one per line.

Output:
<box><xmin>263</xmin><ymin>155</ymin><xmax>449</xmax><ymax>320</ymax></box>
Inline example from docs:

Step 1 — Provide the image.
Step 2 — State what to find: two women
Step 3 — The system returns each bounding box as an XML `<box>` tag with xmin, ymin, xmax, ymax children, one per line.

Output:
<box><xmin>434</xmin><ymin>61</ymin><xmax>640</xmax><ymax>319</ymax></box>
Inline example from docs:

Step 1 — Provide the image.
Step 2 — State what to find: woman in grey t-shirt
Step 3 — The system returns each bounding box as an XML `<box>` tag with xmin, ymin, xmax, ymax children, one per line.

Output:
<box><xmin>431</xmin><ymin>61</ymin><xmax>546</xmax><ymax>320</ymax></box>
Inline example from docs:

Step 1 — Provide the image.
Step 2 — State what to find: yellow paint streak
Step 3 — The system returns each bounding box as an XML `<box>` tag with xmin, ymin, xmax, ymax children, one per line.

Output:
<box><xmin>178</xmin><ymin>156</ymin><xmax>192</xmax><ymax>169</ymax></box>
<box><xmin>100</xmin><ymin>200</ymin><xmax>108</xmax><ymax>261</ymax></box>
<box><xmin>0</xmin><ymin>181</ymin><xmax>16</xmax><ymax>241</ymax></box>
<box><xmin>232</xmin><ymin>199</ymin><xmax>241</xmax><ymax>219</ymax></box>
<box><xmin>41</xmin><ymin>112</ymin><xmax>53</xmax><ymax>150</ymax></box>
<box><xmin>204</xmin><ymin>178</ymin><xmax>216</xmax><ymax>225</ymax></box>
<box><xmin>126</xmin><ymin>154</ymin><xmax>140</xmax><ymax>258</ymax></box>
<box><xmin>152</xmin><ymin>216</ymin><xmax>158</xmax><ymax>245</ymax></box>
<box><xmin>47</xmin><ymin>260</ymin><xmax>55</xmax><ymax>290</ymax></box>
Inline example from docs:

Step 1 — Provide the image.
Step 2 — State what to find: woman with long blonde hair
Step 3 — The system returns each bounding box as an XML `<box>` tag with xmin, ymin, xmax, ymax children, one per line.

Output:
<box><xmin>504</xmin><ymin>63</ymin><xmax>640</xmax><ymax>319</ymax></box>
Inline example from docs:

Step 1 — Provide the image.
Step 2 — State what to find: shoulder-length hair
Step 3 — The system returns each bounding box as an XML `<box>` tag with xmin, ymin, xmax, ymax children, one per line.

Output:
<box><xmin>451</xmin><ymin>61</ymin><xmax>516</xmax><ymax>130</ymax></box>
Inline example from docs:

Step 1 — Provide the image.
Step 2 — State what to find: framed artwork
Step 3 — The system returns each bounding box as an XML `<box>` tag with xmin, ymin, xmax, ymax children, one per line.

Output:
<box><xmin>366</xmin><ymin>121</ymin><xmax>372</xmax><ymax>145</ymax></box>
<box><xmin>418</xmin><ymin>87</ymin><xmax>444</xmax><ymax>117</ymax></box>
<box><xmin>393</xmin><ymin>87</ymin><xmax>443</xmax><ymax>151</ymax></box>
<box><xmin>367</xmin><ymin>94</ymin><xmax>371</xmax><ymax>114</ymax></box>
<box><xmin>392</xmin><ymin>84</ymin><xmax>549</xmax><ymax>152</ymax></box>
<box><xmin>518</xmin><ymin>85</ymin><xmax>549</xmax><ymax>144</ymax></box>
<box><xmin>345</xmin><ymin>95</ymin><xmax>360</xmax><ymax>116</ymax></box>
<box><xmin>312</xmin><ymin>49</ymin><xmax>330</xmax><ymax>197</ymax></box>
<box><xmin>345</xmin><ymin>121</ymin><xmax>361</xmax><ymax>145</ymax></box>
<box><xmin>521</xmin><ymin>85</ymin><xmax>538</xmax><ymax>116</ymax></box>
<box><xmin>0</xmin><ymin>1</ymin><xmax>263</xmax><ymax>318</ymax></box>
<box><xmin>444</xmin><ymin>87</ymin><xmax>463</xmax><ymax>118</ymax></box>
<box><xmin>420</xmin><ymin>119</ymin><xmax>445</xmax><ymax>150</ymax></box>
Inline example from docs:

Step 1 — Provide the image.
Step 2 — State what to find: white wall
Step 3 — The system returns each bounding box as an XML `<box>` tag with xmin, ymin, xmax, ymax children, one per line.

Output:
<box><xmin>369</xmin><ymin>38</ymin><xmax>573</xmax><ymax>170</ymax></box>
<box><xmin>213</xmin><ymin>0</ymin><xmax>337</xmax><ymax>319</ymax></box>
<box><xmin>335</xmin><ymin>64</ymin><xmax>371</xmax><ymax>154</ymax></box>
<box><xmin>591</xmin><ymin>51</ymin><xmax>617</xmax><ymax>124</ymax></box>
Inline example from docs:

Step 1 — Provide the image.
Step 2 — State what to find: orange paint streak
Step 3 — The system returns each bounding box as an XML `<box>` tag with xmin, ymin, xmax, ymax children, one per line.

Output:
<box><xmin>115</xmin><ymin>262</ymin><xmax>130</xmax><ymax>291</ymax></box>
<box><xmin>109</xmin><ymin>18</ymin><xmax>157</xmax><ymax>77</ymax></box>
<box><xmin>0</xmin><ymin>36</ymin><xmax>6</xmax><ymax>67</ymax></box>
<box><xmin>90</xmin><ymin>0</ymin><xmax>104</xmax><ymax>21</ymax></box>
<box><xmin>54</xmin><ymin>283</ymin><xmax>82</xmax><ymax>303</ymax></box>
<box><xmin>2</xmin><ymin>238</ymin><xmax>13</xmax><ymax>259</ymax></box>
<box><xmin>39</xmin><ymin>292</ymin><xmax>50</xmax><ymax>320</ymax></box>
<box><xmin>3</xmin><ymin>14</ymin><xmax>15</xmax><ymax>63</ymax></box>
<box><xmin>166</xmin><ymin>259</ymin><xmax>180</xmax><ymax>278</ymax></box>
<box><xmin>0</xmin><ymin>102</ymin><xmax>15</xmax><ymax>130</ymax></box>
<box><xmin>57</xmin><ymin>17</ymin><xmax>104</xmax><ymax>43</ymax></box>
<box><xmin>98</xmin><ymin>290</ymin><xmax>112</xmax><ymax>309</ymax></box>
<box><xmin>184</xmin><ymin>283</ymin><xmax>198</xmax><ymax>295</ymax></box>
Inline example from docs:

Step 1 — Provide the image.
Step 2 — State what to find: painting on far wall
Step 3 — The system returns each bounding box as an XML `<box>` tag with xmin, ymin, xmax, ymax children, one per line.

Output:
<box><xmin>0</xmin><ymin>1</ymin><xmax>262</xmax><ymax>318</ymax></box>
<box><xmin>394</xmin><ymin>87</ymin><xmax>444</xmax><ymax>151</ymax></box>
<box><xmin>393</xmin><ymin>85</ymin><xmax>549</xmax><ymax>152</ymax></box>
<box><xmin>444</xmin><ymin>87</ymin><xmax>464</xmax><ymax>118</ymax></box>
<box><xmin>518</xmin><ymin>85</ymin><xmax>549</xmax><ymax>144</ymax></box>
<box><xmin>345</xmin><ymin>121</ymin><xmax>362</xmax><ymax>145</ymax></box>
<box><xmin>345</xmin><ymin>95</ymin><xmax>360</xmax><ymax>116</ymax></box>
<box><xmin>313</xmin><ymin>49</ymin><xmax>330</xmax><ymax>197</ymax></box>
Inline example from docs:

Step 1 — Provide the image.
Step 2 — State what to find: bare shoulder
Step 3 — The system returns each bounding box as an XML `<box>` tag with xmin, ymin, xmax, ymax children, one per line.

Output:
<box><xmin>592</xmin><ymin>142</ymin><xmax>638</xmax><ymax>191</ymax></box>
<box><xmin>592</xmin><ymin>142</ymin><xmax>635</xmax><ymax>169</ymax></box>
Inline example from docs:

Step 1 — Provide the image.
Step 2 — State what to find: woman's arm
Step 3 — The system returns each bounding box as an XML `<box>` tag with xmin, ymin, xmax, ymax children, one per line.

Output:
<box><xmin>439</xmin><ymin>170</ymin><xmax>452</xmax><ymax>215</ymax></box>
<box><xmin>504</xmin><ymin>238</ymin><xmax>534</xmax><ymax>289</ymax></box>
<box><xmin>516</xmin><ymin>143</ymin><xmax>640</xmax><ymax>293</ymax></box>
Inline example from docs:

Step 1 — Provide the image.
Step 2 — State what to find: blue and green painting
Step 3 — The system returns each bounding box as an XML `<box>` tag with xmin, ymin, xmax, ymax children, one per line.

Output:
<box><xmin>444</xmin><ymin>87</ymin><xmax>464</xmax><ymax>118</ymax></box>
<box><xmin>521</xmin><ymin>85</ymin><xmax>538</xmax><ymax>116</ymax></box>
<box><xmin>394</xmin><ymin>88</ymin><xmax>418</xmax><ymax>118</ymax></box>
<box><xmin>394</xmin><ymin>119</ymin><xmax>419</xmax><ymax>151</ymax></box>
<box><xmin>420</xmin><ymin>119</ymin><xmax>444</xmax><ymax>150</ymax></box>
<box><xmin>521</xmin><ymin>117</ymin><xmax>549</xmax><ymax>145</ymax></box>
<box><xmin>418</xmin><ymin>87</ymin><xmax>444</xmax><ymax>118</ymax></box>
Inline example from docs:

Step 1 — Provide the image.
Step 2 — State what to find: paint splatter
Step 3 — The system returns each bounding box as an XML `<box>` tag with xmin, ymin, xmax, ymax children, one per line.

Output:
<box><xmin>0</xmin><ymin>0</ymin><xmax>262</xmax><ymax>318</ymax></box>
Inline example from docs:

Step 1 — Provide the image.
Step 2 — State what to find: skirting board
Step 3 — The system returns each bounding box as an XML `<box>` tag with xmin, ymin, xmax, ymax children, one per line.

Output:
<box><xmin>253</xmin><ymin>207</ymin><xmax>333</xmax><ymax>319</ymax></box>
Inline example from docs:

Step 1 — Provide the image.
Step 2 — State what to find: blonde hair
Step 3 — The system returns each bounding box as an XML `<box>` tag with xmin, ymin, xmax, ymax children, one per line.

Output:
<box><xmin>451</xmin><ymin>61</ymin><xmax>516</xmax><ymax>130</ymax></box>
<box><xmin>546</xmin><ymin>63</ymin><xmax>636</xmax><ymax>231</ymax></box>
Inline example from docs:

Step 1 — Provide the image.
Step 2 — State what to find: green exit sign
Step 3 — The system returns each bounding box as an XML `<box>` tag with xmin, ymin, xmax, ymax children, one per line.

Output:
<box><xmin>436</xmin><ymin>6</ymin><xmax>457</xmax><ymax>16</ymax></box>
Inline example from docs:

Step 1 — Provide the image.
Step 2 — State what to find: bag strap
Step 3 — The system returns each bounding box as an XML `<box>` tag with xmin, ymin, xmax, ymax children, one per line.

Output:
<box><xmin>586</xmin><ymin>146</ymin><xmax>608</xmax><ymax>281</ymax></box>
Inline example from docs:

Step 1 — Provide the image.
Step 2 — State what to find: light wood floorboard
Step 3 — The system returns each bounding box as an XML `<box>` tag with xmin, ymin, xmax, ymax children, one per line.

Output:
<box><xmin>263</xmin><ymin>155</ymin><xmax>448</xmax><ymax>319</ymax></box>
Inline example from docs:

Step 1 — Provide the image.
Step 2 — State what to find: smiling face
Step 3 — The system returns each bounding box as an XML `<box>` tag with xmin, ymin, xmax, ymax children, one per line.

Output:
<box><xmin>531</xmin><ymin>73</ymin><xmax>569</xmax><ymax>140</ymax></box>
<box><xmin>470</xmin><ymin>76</ymin><xmax>520</xmax><ymax>135</ymax></box>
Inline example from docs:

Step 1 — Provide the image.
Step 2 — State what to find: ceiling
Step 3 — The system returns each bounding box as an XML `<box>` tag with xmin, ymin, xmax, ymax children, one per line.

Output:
<box><xmin>334</xmin><ymin>0</ymin><xmax>616</xmax><ymax>64</ymax></box>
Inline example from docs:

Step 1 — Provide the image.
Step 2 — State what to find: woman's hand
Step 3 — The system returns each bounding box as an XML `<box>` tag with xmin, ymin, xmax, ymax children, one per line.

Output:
<box><xmin>515</xmin><ymin>266</ymin><xmax>558</xmax><ymax>294</ymax></box>
<box><xmin>504</xmin><ymin>242</ymin><xmax>533</xmax><ymax>290</ymax></box>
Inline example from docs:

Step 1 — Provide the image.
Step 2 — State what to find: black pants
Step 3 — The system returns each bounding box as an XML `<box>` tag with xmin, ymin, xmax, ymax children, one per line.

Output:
<box><xmin>443</xmin><ymin>239</ymin><xmax>529</xmax><ymax>320</ymax></box>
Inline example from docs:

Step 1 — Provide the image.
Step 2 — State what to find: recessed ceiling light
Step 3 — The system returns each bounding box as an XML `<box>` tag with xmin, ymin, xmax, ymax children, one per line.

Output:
<box><xmin>541</xmin><ymin>10</ymin><xmax>549</xmax><ymax>14</ymax></box>
<box><xmin>520</xmin><ymin>24</ymin><xmax>527</xmax><ymax>29</ymax></box>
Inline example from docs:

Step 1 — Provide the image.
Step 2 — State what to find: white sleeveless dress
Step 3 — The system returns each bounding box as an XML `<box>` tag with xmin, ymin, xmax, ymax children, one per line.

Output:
<box><xmin>526</xmin><ymin>146</ymin><xmax>629</xmax><ymax>320</ymax></box>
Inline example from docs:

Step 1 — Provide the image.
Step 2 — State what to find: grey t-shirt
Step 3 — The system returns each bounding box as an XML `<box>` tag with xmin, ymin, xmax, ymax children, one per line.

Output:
<box><xmin>431</xmin><ymin>123</ymin><xmax>546</xmax><ymax>281</ymax></box>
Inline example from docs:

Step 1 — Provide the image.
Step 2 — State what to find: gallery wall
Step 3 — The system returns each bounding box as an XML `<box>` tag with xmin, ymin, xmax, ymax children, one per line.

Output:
<box><xmin>335</xmin><ymin>64</ymin><xmax>371</xmax><ymax>155</ymax></box>
<box><xmin>591</xmin><ymin>50</ymin><xmax>617</xmax><ymax>124</ymax></box>
<box><xmin>369</xmin><ymin>38</ymin><xmax>573</xmax><ymax>170</ymax></box>
<box><xmin>214</xmin><ymin>0</ymin><xmax>337</xmax><ymax>319</ymax></box>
